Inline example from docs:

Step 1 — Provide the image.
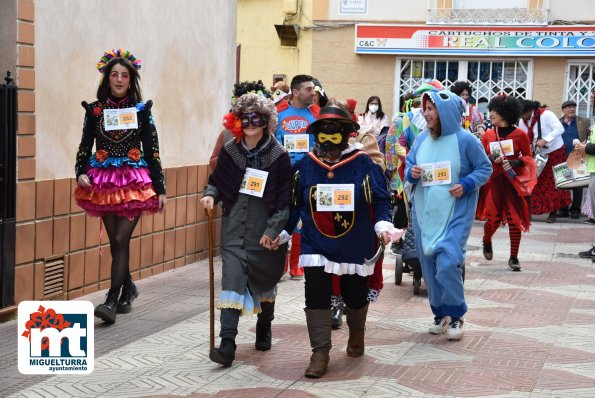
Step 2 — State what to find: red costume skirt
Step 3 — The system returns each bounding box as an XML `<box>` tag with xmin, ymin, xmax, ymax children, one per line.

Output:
<box><xmin>477</xmin><ymin>173</ymin><xmax>531</xmax><ymax>232</ymax></box>
<box><xmin>530</xmin><ymin>146</ymin><xmax>571</xmax><ymax>215</ymax></box>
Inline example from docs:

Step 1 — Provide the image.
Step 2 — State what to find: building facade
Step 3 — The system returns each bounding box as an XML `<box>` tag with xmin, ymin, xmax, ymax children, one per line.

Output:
<box><xmin>312</xmin><ymin>0</ymin><xmax>595</xmax><ymax>118</ymax></box>
<box><xmin>237</xmin><ymin>0</ymin><xmax>314</xmax><ymax>85</ymax></box>
<box><xmin>0</xmin><ymin>0</ymin><xmax>236</xmax><ymax>316</ymax></box>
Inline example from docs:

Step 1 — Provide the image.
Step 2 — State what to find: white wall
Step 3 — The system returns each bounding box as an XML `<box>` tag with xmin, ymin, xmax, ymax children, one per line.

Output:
<box><xmin>549</xmin><ymin>0</ymin><xmax>595</xmax><ymax>22</ymax></box>
<box><xmin>0</xmin><ymin>0</ymin><xmax>17</xmax><ymax>76</ymax></box>
<box><xmin>35</xmin><ymin>0</ymin><xmax>236</xmax><ymax>180</ymax></box>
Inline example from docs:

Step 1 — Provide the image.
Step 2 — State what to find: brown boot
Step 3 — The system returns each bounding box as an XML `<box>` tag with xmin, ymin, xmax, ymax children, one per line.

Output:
<box><xmin>304</xmin><ymin>308</ymin><xmax>332</xmax><ymax>378</ymax></box>
<box><xmin>346</xmin><ymin>303</ymin><xmax>368</xmax><ymax>357</ymax></box>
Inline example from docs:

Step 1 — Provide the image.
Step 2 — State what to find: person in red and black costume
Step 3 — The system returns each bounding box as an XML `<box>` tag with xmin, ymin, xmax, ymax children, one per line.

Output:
<box><xmin>75</xmin><ymin>49</ymin><xmax>166</xmax><ymax>324</ymax></box>
<box><xmin>477</xmin><ymin>95</ymin><xmax>531</xmax><ymax>271</ymax></box>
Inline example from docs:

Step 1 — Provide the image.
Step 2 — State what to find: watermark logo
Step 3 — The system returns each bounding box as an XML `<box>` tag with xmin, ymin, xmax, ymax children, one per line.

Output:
<box><xmin>18</xmin><ymin>301</ymin><xmax>94</xmax><ymax>374</ymax></box>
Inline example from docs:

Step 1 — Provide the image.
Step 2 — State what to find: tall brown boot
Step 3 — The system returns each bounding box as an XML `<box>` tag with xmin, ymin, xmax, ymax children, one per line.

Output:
<box><xmin>346</xmin><ymin>303</ymin><xmax>368</xmax><ymax>357</ymax></box>
<box><xmin>304</xmin><ymin>308</ymin><xmax>332</xmax><ymax>378</ymax></box>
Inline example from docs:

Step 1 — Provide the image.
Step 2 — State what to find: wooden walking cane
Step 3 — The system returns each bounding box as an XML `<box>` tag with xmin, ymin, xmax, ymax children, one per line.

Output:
<box><xmin>207</xmin><ymin>208</ymin><xmax>215</xmax><ymax>350</ymax></box>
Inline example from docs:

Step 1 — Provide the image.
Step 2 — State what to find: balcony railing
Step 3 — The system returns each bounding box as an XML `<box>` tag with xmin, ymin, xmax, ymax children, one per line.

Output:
<box><xmin>427</xmin><ymin>0</ymin><xmax>549</xmax><ymax>25</ymax></box>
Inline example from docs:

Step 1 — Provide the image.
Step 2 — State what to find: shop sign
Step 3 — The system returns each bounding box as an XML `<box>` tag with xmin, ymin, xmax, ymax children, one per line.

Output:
<box><xmin>355</xmin><ymin>25</ymin><xmax>595</xmax><ymax>56</ymax></box>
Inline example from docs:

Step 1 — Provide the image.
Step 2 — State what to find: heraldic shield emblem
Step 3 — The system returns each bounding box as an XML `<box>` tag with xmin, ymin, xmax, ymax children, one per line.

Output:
<box><xmin>309</xmin><ymin>186</ymin><xmax>354</xmax><ymax>238</ymax></box>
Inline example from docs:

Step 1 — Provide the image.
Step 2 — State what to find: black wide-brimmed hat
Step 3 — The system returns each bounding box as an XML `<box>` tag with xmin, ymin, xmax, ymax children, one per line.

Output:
<box><xmin>306</xmin><ymin>106</ymin><xmax>360</xmax><ymax>135</ymax></box>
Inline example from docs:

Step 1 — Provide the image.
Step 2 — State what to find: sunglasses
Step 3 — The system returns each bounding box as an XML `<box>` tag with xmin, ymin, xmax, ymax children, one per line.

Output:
<box><xmin>240</xmin><ymin>112</ymin><xmax>268</xmax><ymax>128</ymax></box>
<box><xmin>109</xmin><ymin>71</ymin><xmax>130</xmax><ymax>80</ymax></box>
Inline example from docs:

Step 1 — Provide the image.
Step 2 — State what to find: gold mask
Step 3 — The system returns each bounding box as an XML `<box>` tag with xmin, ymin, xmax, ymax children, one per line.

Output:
<box><xmin>317</xmin><ymin>133</ymin><xmax>343</xmax><ymax>144</ymax></box>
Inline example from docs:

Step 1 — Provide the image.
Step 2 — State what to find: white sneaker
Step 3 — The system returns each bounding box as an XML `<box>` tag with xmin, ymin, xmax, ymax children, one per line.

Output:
<box><xmin>279</xmin><ymin>272</ymin><xmax>291</xmax><ymax>282</ymax></box>
<box><xmin>429</xmin><ymin>316</ymin><xmax>450</xmax><ymax>334</ymax></box>
<box><xmin>447</xmin><ymin>317</ymin><xmax>465</xmax><ymax>341</ymax></box>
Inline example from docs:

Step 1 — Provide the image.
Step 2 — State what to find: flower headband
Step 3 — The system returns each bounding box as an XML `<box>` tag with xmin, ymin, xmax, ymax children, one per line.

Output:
<box><xmin>96</xmin><ymin>49</ymin><xmax>142</xmax><ymax>74</ymax></box>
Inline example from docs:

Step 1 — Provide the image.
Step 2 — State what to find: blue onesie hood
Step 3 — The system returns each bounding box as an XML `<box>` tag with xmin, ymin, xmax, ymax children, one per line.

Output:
<box><xmin>422</xmin><ymin>91</ymin><xmax>465</xmax><ymax>137</ymax></box>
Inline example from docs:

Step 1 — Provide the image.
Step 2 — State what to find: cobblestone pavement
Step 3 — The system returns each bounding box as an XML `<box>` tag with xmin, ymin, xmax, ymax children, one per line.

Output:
<box><xmin>1</xmin><ymin>217</ymin><xmax>595</xmax><ymax>397</ymax></box>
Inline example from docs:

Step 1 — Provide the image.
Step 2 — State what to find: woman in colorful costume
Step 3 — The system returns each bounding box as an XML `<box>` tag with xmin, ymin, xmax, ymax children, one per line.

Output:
<box><xmin>518</xmin><ymin>100</ymin><xmax>569</xmax><ymax>223</ymax></box>
<box><xmin>283</xmin><ymin>102</ymin><xmax>399</xmax><ymax>378</ymax></box>
<box><xmin>406</xmin><ymin>90</ymin><xmax>491</xmax><ymax>341</ymax></box>
<box><xmin>75</xmin><ymin>49</ymin><xmax>166</xmax><ymax>324</ymax></box>
<box><xmin>201</xmin><ymin>93</ymin><xmax>292</xmax><ymax>367</ymax></box>
<box><xmin>476</xmin><ymin>95</ymin><xmax>532</xmax><ymax>271</ymax></box>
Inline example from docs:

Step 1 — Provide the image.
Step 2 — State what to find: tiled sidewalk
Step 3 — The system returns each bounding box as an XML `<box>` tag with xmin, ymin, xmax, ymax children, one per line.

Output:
<box><xmin>1</xmin><ymin>218</ymin><xmax>595</xmax><ymax>397</ymax></box>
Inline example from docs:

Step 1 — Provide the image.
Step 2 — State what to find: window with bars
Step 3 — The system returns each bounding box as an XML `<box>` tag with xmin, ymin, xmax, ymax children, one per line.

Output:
<box><xmin>399</xmin><ymin>59</ymin><xmax>459</xmax><ymax>94</ymax></box>
<box><xmin>396</xmin><ymin>59</ymin><xmax>531</xmax><ymax>117</ymax></box>
<box><xmin>565</xmin><ymin>62</ymin><xmax>595</xmax><ymax>121</ymax></box>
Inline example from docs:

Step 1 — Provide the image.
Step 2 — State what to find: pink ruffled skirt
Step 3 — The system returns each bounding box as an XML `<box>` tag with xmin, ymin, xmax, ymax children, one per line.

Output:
<box><xmin>75</xmin><ymin>164</ymin><xmax>159</xmax><ymax>218</ymax></box>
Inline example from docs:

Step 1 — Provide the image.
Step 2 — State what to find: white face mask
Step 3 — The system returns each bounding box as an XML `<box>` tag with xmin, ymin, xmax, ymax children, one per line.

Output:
<box><xmin>369</xmin><ymin>104</ymin><xmax>379</xmax><ymax>114</ymax></box>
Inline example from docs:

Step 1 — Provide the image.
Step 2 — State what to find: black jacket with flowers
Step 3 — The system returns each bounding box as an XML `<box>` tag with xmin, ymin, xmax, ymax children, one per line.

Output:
<box><xmin>75</xmin><ymin>97</ymin><xmax>166</xmax><ymax>195</ymax></box>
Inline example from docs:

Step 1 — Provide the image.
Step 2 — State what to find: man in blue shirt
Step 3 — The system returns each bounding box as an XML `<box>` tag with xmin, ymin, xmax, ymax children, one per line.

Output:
<box><xmin>275</xmin><ymin>75</ymin><xmax>319</xmax><ymax>166</ymax></box>
<box><xmin>558</xmin><ymin>100</ymin><xmax>591</xmax><ymax>219</ymax></box>
<box><xmin>275</xmin><ymin>75</ymin><xmax>320</xmax><ymax>280</ymax></box>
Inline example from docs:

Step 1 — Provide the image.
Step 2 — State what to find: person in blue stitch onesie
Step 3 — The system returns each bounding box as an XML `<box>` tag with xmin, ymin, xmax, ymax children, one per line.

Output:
<box><xmin>405</xmin><ymin>90</ymin><xmax>492</xmax><ymax>341</ymax></box>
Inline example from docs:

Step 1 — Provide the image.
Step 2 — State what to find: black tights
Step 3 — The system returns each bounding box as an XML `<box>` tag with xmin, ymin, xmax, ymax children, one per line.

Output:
<box><xmin>304</xmin><ymin>267</ymin><xmax>369</xmax><ymax>310</ymax></box>
<box><xmin>101</xmin><ymin>214</ymin><xmax>140</xmax><ymax>291</ymax></box>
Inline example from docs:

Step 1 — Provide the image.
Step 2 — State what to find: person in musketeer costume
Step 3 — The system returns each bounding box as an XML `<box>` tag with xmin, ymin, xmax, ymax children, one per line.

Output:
<box><xmin>75</xmin><ymin>49</ymin><xmax>166</xmax><ymax>324</ymax></box>
<box><xmin>201</xmin><ymin>93</ymin><xmax>292</xmax><ymax>367</ymax></box>
<box><xmin>281</xmin><ymin>101</ymin><xmax>401</xmax><ymax>378</ymax></box>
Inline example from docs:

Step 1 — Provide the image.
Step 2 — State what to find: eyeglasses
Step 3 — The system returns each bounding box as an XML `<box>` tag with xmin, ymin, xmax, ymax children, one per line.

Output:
<box><xmin>240</xmin><ymin>112</ymin><xmax>268</xmax><ymax>128</ymax></box>
<box><xmin>109</xmin><ymin>71</ymin><xmax>130</xmax><ymax>80</ymax></box>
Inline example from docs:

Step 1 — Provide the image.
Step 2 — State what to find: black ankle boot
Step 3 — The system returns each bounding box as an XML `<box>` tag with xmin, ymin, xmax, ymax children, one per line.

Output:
<box><xmin>209</xmin><ymin>338</ymin><xmax>236</xmax><ymax>367</ymax></box>
<box><xmin>482</xmin><ymin>241</ymin><xmax>493</xmax><ymax>261</ymax></box>
<box><xmin>117</xmin><ymin>275</ymin><xmax>139</xmax><ymax>314</ymax></box>
<box><xmin>255</xmin><ymin>302</ymin><xmax>274</xmax><ymax>351</ymax></box>
<box><xmin>94</xmin><ymin>288</ymin><xmax>120</xmax><ymax>324</ymax></box>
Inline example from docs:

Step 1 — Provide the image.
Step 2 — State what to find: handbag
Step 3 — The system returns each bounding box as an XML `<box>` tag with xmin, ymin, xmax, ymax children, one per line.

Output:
<box><xmin>534</xmin><ymin>149</ymin><xmax>548</xmax><ymax>178</ymax></box>
<box><xmin>495</xmin><ymin>128</ymin><xmax>537</xmax><ymax>197</ymax></box>
<box><xmin>530</xmin><ymin>112</ymin><xmax>548</xmax><ymax>177</ymax></box>
<box><xmin>510</xmin><ymin>156</ymin><xmax>537</xmax><ymax>196</ymax></box>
